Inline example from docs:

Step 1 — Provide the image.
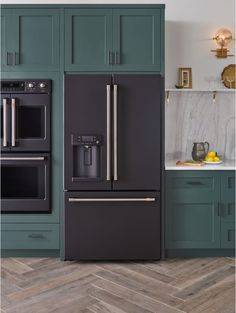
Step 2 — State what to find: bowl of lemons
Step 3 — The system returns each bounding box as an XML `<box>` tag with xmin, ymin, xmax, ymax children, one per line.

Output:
<box><xmin>204</xmin><ymin>151</ymin><xmax>223</xmax><ymax>164</ymax></box>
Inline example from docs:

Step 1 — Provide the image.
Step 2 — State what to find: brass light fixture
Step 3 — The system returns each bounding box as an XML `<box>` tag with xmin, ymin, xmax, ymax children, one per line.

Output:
<box><xmin>211</xmin><ymin>28</ymin><xmax>234</xmax><ymax>58</ymax></box>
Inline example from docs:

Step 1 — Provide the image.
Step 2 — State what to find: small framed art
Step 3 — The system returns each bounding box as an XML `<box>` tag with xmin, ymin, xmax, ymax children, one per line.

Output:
<box><xmin>178</xmin><ymin>68</ymin><xmax>192</xmax><ymax>88</ymax></box>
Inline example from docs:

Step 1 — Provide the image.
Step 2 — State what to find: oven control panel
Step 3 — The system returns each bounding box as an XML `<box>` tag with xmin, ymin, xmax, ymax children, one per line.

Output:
<box><xmin>1</xmin><ymin>80</ymin><xmax>51</xmax><ymax>94</ymax></box>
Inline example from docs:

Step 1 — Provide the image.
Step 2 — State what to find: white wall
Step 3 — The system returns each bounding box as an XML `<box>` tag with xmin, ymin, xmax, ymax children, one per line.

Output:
<box><xmin>1</xmin><ymin>0</ymin><xmax>235</xmax><ymax>89</ymax></box>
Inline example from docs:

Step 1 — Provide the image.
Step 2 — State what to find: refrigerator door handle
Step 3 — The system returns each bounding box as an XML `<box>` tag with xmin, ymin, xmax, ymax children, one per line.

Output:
<box><xmin>106</xmin><ymin>85</ymin><xmax>111</xmax><ymax>181</ymax></box>
<box><xmin>68</xmin><ymin>197</ymin><xmax>156</xmax><ymax>202</ymax></box>
<box><xmin>11</xmin><ymin>98</ymin><xmax>16</xmax><ymax>147</ymax></box>
<box><xmin>113</xmin><ymin>84</ymin><xmax>118</xmax><ymax>180</ymax></box>
<box><xmin>2</xmin><ymin>98</ymin><xmax>8</xmax><ymax>147</ymax></box>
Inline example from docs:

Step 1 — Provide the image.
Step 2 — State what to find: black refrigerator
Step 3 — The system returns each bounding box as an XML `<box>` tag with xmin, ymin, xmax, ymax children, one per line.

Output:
<box><xmin>64</xmin><ymin>74</ymin><xmax>162</xmax><ymax>260</ymax></box>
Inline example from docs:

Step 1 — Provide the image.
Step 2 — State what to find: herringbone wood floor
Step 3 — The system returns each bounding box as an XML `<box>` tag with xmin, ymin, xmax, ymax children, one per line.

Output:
<box><xmin>1</xmin><ymin>257</ymin><xmax>235</xmax><ymax>313</ymax></box>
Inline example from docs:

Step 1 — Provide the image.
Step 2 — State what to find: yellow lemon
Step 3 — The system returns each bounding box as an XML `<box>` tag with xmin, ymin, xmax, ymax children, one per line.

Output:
<box><xmin>207</xmin><ymin>151</ymin><xmax>216</xmax><ymax>158</ymax></box>
<box><xmin>206</xmin><ymin>156</ymin><xmax>214</xmax><ymax>162</ymax></box>
<box><xmin>213</xmin><ymin>156</ymin><xmax>220</xmax><ymax>162</ymax></box>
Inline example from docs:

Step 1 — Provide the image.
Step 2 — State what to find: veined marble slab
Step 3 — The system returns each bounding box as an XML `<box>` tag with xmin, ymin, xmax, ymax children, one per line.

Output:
<box><xmin>165</xmin><ymin>91</ymin><xmax>236</xmax><ymax>160</ymax></box>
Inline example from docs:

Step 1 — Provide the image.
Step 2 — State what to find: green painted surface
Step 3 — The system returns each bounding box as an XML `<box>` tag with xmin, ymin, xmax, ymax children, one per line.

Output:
<box><xmin>166</xmin><ymin>171</ymin><xmax>220</xmax><ymax>249</ymax></box>
<box><xmin>1</xmin><ymin>250</ymin><xmax>60</xmax><ymax>257</ymax></box>
<box><xmin>220</xmin><ymin>171</ymin><xmax>235</xmax><ymax>248</ymax></box>
<box><xmin>1</xmin><ymin>224</ymin><xmax>60</xmax><ymax>250</ymax></box>
<box><xmin>65</xmin><ymin>8</ymin><xmax>164</xmax><ymax>73</ymax></box>
<box><xmin>166</xmin><ymin>170</ymin><xmax>235</xmax><ymax>253</ymax></box>
<box><xmin>1</xmin><ymin>9</ymin><xmax>60</xmax><ymax>72</ymax></box>
<box><xmin>165</xmin><ymin>249</ymin><xmax>235</xmax><ymax>258</ymax></box>
<box><xmin>65</xmin><ymin>9</ymin><xmax>113</xmax><ymax>71</ymax></box>
<box><xmin>113</xmin><ymin>8</ymin><xmax>162</xmax><ymax>72</ymax></box>
<box><xmin>1</xmin><ymin>9</ymin><xmax>13</xmax><ymax>70</ymax></box>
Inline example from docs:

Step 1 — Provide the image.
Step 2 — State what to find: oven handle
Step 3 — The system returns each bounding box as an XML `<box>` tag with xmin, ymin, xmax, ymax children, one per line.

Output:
<box><xmin>11</xmin><ymin>98</ymin><xmax>16</xmax><ymax>147</ymax></box>
<box><xmin>2</xmin><ymin>98</ymin><xmax>8</xmax><ymax>147</ymax></box>
<box><xmin>0</xmin><ymin>157</ymin><xmax>45</xmax><ymax>161</ymax></box>
<box><xmin>68</xmin><ymin>197</ymin><xmax>156</xmax><ymax>202</ymax></box>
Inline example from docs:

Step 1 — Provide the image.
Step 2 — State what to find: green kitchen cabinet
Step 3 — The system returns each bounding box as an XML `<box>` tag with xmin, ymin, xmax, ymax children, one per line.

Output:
<box><xmin>64</xmin><ymin>7</ymin><xmax>164</xmax><ymax>72</ymax></box>
<box><xmin>1</xmin><ymin>9</ymin><xmax>12</xmax><ymax>71</ymax></box>
<box><xmin>65</xmin><ymin>9</ymin><xmax>113</xmax><ymax>71</ymax></box>
<box><xmin>1</xmin><ymin>9</ymin><xmax>60</xmax><ymax>72</ymax></box>
<box><xmin>112</xmin><ymin>9</ymin><xmax>163</xmax><ymax>72</ymax></box>
<box><xmin>165</xmin><ymin>171</ymin><xmax>235</xmax><ymax>252</ymax></box>
<box><xmin>220</xmin><ymin>171</ymin><xmax>235</xmax><ymax>248</ymax></box>
<box><xmin>1</xmin><ymin>224</ymin><xmax>60</xmax><ymax>250</ymax></box>
<box><xmin>165</xmin><ymin>171</ymin><xmax>220</xmax><ymax>249</ymax></box>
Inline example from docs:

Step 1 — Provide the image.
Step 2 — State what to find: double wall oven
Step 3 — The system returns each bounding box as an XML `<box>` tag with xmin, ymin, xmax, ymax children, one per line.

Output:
<box><xmin>1</xmin><ymin>80</ymin><xmax>51</xmax><ymax>213</ymax></box>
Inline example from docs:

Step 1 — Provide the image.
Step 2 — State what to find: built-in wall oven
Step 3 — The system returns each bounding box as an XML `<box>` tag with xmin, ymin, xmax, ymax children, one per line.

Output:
<box><xmin>0</xmin><ymin>80</ymin><xmax>51</xmax><ymax>213</ymax></box>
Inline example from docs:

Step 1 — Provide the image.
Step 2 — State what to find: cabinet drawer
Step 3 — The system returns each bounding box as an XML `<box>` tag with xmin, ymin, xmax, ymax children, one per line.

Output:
<box><xmin>1</xmin><ymin>224</ymin><xmax>59</xmax><ymax>250</ymax></box>
<box><xmin>171</xmin><ymin>176</ymin><xmax>214</xmax><ymax>190</ymax></box>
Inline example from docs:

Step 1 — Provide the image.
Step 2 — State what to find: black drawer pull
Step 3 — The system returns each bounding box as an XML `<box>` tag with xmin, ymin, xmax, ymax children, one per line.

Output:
<box><xmin>28</xmin><ymin>233</ymin><xmax>45</xmax><ymax>239</ymax></box>
<box><xmin>186</xmin><ymin>181</ymin><xmax>202</xmax><ymax>185</ymax></box>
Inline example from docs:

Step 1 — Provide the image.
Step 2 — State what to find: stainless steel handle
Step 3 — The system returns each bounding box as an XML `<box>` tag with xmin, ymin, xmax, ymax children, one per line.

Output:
<box><xmin>108</xmin><ymin>51</ymin><xmax>113</xmax><ymax>65</ymax></box>
<box><xmin>69</xmin><ymin>197</ymin><xmax>156</xmax><ymax>202</ymax></box>
<box><xmin>11</xmin><ymin>98</ymin><xmax>16</xmax><ymax>147</ymax></box>
<box><xmin>0</xmin><ymin>157</ymin><xmax>45</xmax><ymax>161</ymax></box>
<box><xmin>14</xmin><ymin>52</ymin><xmax>19</xmax><ymax>65</ymax></box>
<box><xmin>2</xmin><ymin>98</ymin><xmax>8</xmax><ymax>147</ymax></box>
<box><xmin>113</xmin><ymin>84</ymin><xmax>118</xmax><ymax>181</ymax></box>
<box><xmin>106</xmin><ymin>85</ymin><xmax>111</xmax><ymax>181</ymax></box>
<box><xmin>217</xmin><ymin>202</ymin><xmax>221</xmax><ymax>216</ymax></box>
<box><xmin>115</xmin><ymin>52</ymin><xmax>120</xmax><ymax>64</ymax></box>
<box><xmin>6</xmin><ymin>52</ymin><xmax>12</xmax><ymax>65</ymax></box>
<box><xmin>28</xmin><ymin>234</ymin><xmax>45</xmax><ymax>239</ymax></box>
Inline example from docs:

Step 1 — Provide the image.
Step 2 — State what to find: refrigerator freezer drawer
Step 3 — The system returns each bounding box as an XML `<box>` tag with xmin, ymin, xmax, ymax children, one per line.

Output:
<box><xmin>64</xmin><ymin>191</ymin><xmax>160</xmax><ymax>260</ymax></box>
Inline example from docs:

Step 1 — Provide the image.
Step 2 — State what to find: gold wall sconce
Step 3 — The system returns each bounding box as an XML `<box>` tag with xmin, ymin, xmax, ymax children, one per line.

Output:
<box><xmin>211</xmin><ymin>28</ymin><xmax>234</xmax><ymax>58</ymax></box>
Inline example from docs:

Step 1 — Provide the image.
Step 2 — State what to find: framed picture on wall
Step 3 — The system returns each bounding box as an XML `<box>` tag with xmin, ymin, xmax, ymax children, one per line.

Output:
<box><xmin>179</xmin><ymin>68</ymin><xmax>192</xmax><ymax>88</ymax></box>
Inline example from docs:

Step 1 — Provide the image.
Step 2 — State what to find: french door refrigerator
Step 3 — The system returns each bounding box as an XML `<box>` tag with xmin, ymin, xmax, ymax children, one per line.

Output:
<box><xmin>64</xmin><ymin>74</ymin><xmax>162</xmax><ymax>260</ymax></box>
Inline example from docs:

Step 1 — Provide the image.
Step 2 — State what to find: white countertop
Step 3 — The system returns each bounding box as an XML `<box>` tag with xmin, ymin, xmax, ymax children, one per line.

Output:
<box><xmin>165</xmin><ymin>159</ymin><xmax>236</xmax><ymax>171</ymax></box>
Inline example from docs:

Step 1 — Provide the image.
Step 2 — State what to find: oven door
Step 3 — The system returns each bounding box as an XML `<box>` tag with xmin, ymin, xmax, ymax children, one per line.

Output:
<box><xmin>1</xmin><ymin>153</ymin><xmax>50</xmax><ymax>213</ymax></box>
<box><xmin>10</xmin><ymin>94</ymin><xmax>50</xmax><ymax>151</ymax></box>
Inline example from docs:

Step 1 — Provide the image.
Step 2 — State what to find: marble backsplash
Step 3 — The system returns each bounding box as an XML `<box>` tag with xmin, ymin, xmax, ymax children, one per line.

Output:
<box><xmin>165</xmin><ymin>91</ymin><xmax>236</xmax><ymax>160</ymax></box>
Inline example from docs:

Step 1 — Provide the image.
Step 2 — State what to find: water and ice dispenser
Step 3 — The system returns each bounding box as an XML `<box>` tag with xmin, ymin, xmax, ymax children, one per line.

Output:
<box><xmin>72</xmin><ymin>135</ymin><xmax>102</xmax><ymax>180</ymax></box>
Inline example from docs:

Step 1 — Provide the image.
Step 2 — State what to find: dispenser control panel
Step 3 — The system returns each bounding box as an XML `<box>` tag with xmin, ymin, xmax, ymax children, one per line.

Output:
<box><xmin>71</xmin><ymin>135</ymin><xmax>102</xmax><ymax>146</ymax></box>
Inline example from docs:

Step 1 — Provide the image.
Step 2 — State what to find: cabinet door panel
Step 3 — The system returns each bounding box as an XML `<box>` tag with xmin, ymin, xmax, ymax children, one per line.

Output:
<box><xmin>65</xmin><ymin>9</ymin><xmax>112</xmax><ymax>71</ymax></box>
<box><xmin>11</xmin><ymin>9</ymin><xmax>59</xmax><ymax>71</ymax></box>
<box><xmin>113</xmin><ymin>9</ymin><xmax>163</xmax><ymax>72</ymax></box>
<box><xmin>166</xmin><ymin>171</ymin><xmax>220</xmax><ymax>249</ymax></box>
<box><xmin>1</xmin><ymin>9</ymin><xmax>14</xmax><ymax>71</ymax></box>
<box><xmin>220</xmin><ymin>171</ymin><xmax>235</xmax><ymax>248</ymax></box>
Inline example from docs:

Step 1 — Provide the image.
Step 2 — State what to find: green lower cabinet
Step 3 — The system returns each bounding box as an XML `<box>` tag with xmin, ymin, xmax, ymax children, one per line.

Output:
<box><xmin>165</xmin><ymin>170</ymin><xmax>235</xmax><ymax>255</ymax></box>
<box><xmin>220</xmin><ymin>171</ymin><xmax>235</xmax><ymax>248</ymax></box>
<box><xmin>1</xmin><ymin>224</ymin><xmax>59</xmax><ymax>250</ymax></box>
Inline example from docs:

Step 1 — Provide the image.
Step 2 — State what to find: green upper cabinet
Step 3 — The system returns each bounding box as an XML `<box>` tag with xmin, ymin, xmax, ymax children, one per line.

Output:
<box><xmin>220</xmin><ymin>171</ymin><xmax>235</xmax><ymax>248</ymax></box>
<box><xmin>65</xmin><ymin>9</ymin><xmax>113</xmax><ymax>71</ymax></box>
<box><xmin>112</xmin><ymin>9</ymin><xmax>163</xmax><ymax>72</ymax></box>
<box><xmin>165</xmin><ymin>171</ymin><xmax>221</xmax><ymax>249</ymax></box>
<box><xmin>64</xmin><ymin>7</ymin><xmax>164</xmax><ymax>72</ymax></box>
<box><xmin>1</xmin><ymin>9</ymin><xmax>60</xmax><ymax>72</ymax></box>
<box><xmin>1</xmin><ymin>10</ymin><xmax>13</xmax><ymax>71</ymax></box>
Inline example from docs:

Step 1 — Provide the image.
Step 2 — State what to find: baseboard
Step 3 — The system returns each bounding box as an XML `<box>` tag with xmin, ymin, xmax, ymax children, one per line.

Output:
<box><xmin>1</xmin><ymin>249</ymin><xmax>60</xmax><ymax>258</ymax></box>
<box><xmin>165</xmin><ymin>249</ymin><xmax>235</xmax><ymax>258</ymax></box>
